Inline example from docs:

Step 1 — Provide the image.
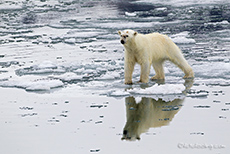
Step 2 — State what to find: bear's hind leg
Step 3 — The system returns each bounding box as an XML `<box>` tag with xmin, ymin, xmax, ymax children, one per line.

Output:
<box><xmin>170</xmin><ymin>55</ymin><xmax>194</xmax><ymax>79</ymax></box>
<box><xmin>151</xmin><ymin>61</ymin><xmax>165</xmax><ymax>80</ymax></box>
<box><xmin>183</xmin><ymin>67</ymin><xmax>194</xmax><ymax>79</ymax></box>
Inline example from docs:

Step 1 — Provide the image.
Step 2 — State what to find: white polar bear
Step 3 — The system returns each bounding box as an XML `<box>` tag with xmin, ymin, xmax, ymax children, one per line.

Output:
<box><xmin>118</xmin><ymin>29</ymin><xmax>194</xmax><ymax>84</ymax></box>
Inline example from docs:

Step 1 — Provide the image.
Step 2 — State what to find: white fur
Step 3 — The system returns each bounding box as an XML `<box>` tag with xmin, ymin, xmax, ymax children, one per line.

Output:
<box><xmin>122</xmin><ymin>97</ymin><xmax>184</xmax><ymax>141</ymax></box>
<box><xmin>118</xmin><ymin>29</ymin><xmax>194</xmax><ymax>84</ymax></box>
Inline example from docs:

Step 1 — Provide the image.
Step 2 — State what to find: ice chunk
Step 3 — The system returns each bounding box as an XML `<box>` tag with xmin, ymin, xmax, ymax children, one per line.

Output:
<box><xmin>127</xmin><ymin>84</ymin><xmax>185</xmax><ymax>95</ymax></box>
<box><xmin>74</xmin><ymin>67</ymin><xmax>85</xmax><ymax>74</ymax></box>
<box><xmin>110</xmin><ymin>90</ymin><xmax>130</xmax><ymax>97</ymax></box>
<box><xmin>170</xmin><ymin>31</ymin><xmax>196</xmax><ymax>44</ymax></box>
<box><xmin>0</xmin><ymin>76</ymin><xmax>64</xmax><ymax>91</ymax></box>
<box><xmin>0</xmin><ymin>4</ymin><xmax>22</xmax><ymax>10</ymax></box>
<box><xmin>171</xmin><ymin>31</ymin><xmax>196</xmax><ymax>44</ymax></box>
<box><xmin>96</xmin><ymin>22</ymin><xmax>154</xmax><ymax>29</ymax></box>
<box><xmin>99</xmin><ymin>71</ymin><xmax>120</xmax><ymax>80</ymax></box>
<box><xmin>193</xmin><ymin>62</ymin><xmax>230</xmax><ymax>80</ymax></box>
<box><xmin>15</xmin><ymin>61</ymin><xmax>66</xmax><ymax>76</ymax></box>
<box><xmin>50</xmin><ymin>72</ymin><xmax>83</xmax><ymax>82</ymax></box>
<box><xmin>204</xmin><ymin>20</ymin><xmax>229</xmax><ymax>26</ymax></box>
<box><xmin>155</xmin><ymin>7</ymin><xmax>167</xmax><ymax>11</ymax></box>
<box><xmin>25</xmin><ymin>79</ymin><xmax>63</xmax><ymax>91</ymax></box>
<box><xmin>125</xmin><ymin>12</ymin><xmax>137</xmax><ymax>17</ymax></box>
<box><xmin>172</xmin><ymin>37</ymin><xmax>196</xmax><ymax>44</ymax></box>
<box><xmin>34</xmin><ymin>61</ymin><xmax>57</xmax><ymax>69</ymax></box>
<box><xmin>133</xmin><ymin>0</ymin><xmax>227</xmax><ymax>6</ymax></box>
<box><xmin>107</xmin><ymin>84</ymin><xmax>186</xmax><ymax>101</ymax></box>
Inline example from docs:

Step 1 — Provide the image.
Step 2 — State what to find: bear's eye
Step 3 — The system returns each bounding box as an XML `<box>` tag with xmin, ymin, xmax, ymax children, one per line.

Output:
<box><xmin>126</xmin><ymin>35</ymin><xmax>128</xmax><ymax>37</ymax></box>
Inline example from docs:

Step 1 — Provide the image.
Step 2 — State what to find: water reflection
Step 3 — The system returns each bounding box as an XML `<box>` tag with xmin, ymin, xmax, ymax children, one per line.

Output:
<box><xmin>121</xmin><ymin>96</ymin><xmax>184</xmax><ymax>141</ymax></box>
<box><xmin>121</xmin><ymin>79</ymin><xmax>193</xmax><ymax>141</ymax></box>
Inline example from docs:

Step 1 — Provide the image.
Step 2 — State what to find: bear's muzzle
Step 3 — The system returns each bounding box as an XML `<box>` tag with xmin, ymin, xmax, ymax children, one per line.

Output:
<box><xmin>121</xmin><ymin>40</ymin><xmax>125</xmax><ymax>44</ymax></box>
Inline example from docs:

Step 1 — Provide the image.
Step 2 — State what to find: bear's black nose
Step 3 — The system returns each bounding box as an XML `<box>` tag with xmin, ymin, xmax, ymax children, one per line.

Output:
<box><xmin>121</xmin><ymin>40</ymin><xmax>125</xmax><ymax>44</ymax></box>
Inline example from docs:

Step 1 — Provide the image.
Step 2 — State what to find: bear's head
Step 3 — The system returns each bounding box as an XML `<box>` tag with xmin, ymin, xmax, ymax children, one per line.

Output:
<box><xmin>118</xmin><ymin>29</ymin><xmax>138</xmax><ymax>45</ymax></box>
<box><xmin>121</xmin><ymin>126</ymin><xmax>141</xmax><ymax>141</ymax></box>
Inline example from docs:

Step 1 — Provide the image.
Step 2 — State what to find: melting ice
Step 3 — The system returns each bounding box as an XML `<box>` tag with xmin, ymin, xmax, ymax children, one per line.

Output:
<box><xmin>0</xmin><ymin>0</ymin><xmax>229</xmax><ymax>99</ymax></box>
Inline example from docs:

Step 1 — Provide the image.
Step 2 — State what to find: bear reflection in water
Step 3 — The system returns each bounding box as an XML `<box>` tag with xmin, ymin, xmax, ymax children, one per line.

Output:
<box><xmin>121</xmin><ymin>79</ymin><xmax>193</xmax><ymax>141</ymax></box>
<box><xmin>121</xmin><ymin>96</ymin><xmax>184</xmax><ymax>141</ymax></box>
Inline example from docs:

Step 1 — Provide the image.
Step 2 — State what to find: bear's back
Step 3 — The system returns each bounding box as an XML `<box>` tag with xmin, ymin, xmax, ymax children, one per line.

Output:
<box><xmin>145</xmin><ymin>33</ymin><xmax>169</xmax><ymax>42</ymax></box>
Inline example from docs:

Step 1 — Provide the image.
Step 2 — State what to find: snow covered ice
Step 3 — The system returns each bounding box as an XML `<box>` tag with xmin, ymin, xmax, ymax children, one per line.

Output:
<box><xmin>127</xmin><ymin>84</ymin><xmax>185</xmax><ymax>95</ymax></box>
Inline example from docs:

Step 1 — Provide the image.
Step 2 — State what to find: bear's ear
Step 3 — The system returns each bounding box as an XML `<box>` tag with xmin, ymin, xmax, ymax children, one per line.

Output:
<box><xmin>134</xmin><ymin>31</ymin><xmax>138</xmax><ymax>36</ymax></box>
<box><xmin>118</xmin><ymin>30</ymin><xmax>121</xmax><ymax>35</ymax></box>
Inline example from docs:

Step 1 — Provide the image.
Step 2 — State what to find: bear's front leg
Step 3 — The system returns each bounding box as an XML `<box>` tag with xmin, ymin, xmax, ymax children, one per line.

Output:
<box><xmin>139</xmin><ymin>62</ymin><xmax>150</xmax><ymax>83</ymax></box>
<box><xmin>124</xmin><ymin>61</ymin><xmax>135</xmax><ymax>85</ymax></box>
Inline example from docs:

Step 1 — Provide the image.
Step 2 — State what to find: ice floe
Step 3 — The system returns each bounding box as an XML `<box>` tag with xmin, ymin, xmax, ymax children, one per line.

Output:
<box><xmin>33</xmin><ymin>61</ymin><xmax>57</xmax><ymax>69</ymax></box>
<box><xmin>125</xmin><ymin>12</ymin><xmax>137</xmax><ymax>17</ymax></box>
<box><xmin>155</xmin><ymin>7</ymin><xmax>167</xmax><ymax>11</ymax></box>
<box><xmin>193</xmin><ymin>62</ymin><xmax>230</xmax><ymax>79</ymax></box>
<box><xmin>49</xmin><ymin>72</ymin><xmax>83</xmax><ymax>82</ymax></box>
<box><xmin>135</xmin><ymin>0</ymin><xmax>228</xmax><ymax>6</ymax></box>
<box><xmin>98</xmin><ymin>71</ymin><xmax>121</xmax><ymax>80</ymax></box>
<box><xmin>0</xmin><ymin>3</ymin><xmax>22</xmax><ymax>10</ymax></box>
<box><xmin>204</xmin><ymin>20</ymin><xmax>229</xmax><ymax>26</ymax></box>
<box><xmin>108</xmin><ymin>84</ymin><xmax>186</xmax><ymax>101</ymax></box>
<box><xmin>172</xmin><ymin>37</ymin><xmax>196</xmax><ymax>44</ymax></box>
<box><xmin>127</xmin><ymin>84</ymin><xmax>185</xmax><ymax>95</ymax></box>
<box><xmin>0</xmin><ymin>76</ymin><xmax>64</xmax><ymax>91</ymax></box>
<box><xmin>170</xmin><ymin>31</ymin><xmax>196</xmax><ymax>44</ymax></box>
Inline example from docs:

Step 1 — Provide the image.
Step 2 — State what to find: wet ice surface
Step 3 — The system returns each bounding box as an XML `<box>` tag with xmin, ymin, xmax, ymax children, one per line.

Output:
<box><xmin>0</xmin><ymin>0</ymin><xmax>230</xmax><ymax>153</ymax></box>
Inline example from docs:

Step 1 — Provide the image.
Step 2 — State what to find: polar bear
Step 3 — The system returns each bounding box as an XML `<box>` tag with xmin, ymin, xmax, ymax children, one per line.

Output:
<box><xmin>118</xmin><ymin>29</ymin><xmax>194</xmax><ymax>84</ymax></box>
<box><xmin>121</xmin><ymin>96</ymin><xmax>184</xmax><ymax>141</ymax></box>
